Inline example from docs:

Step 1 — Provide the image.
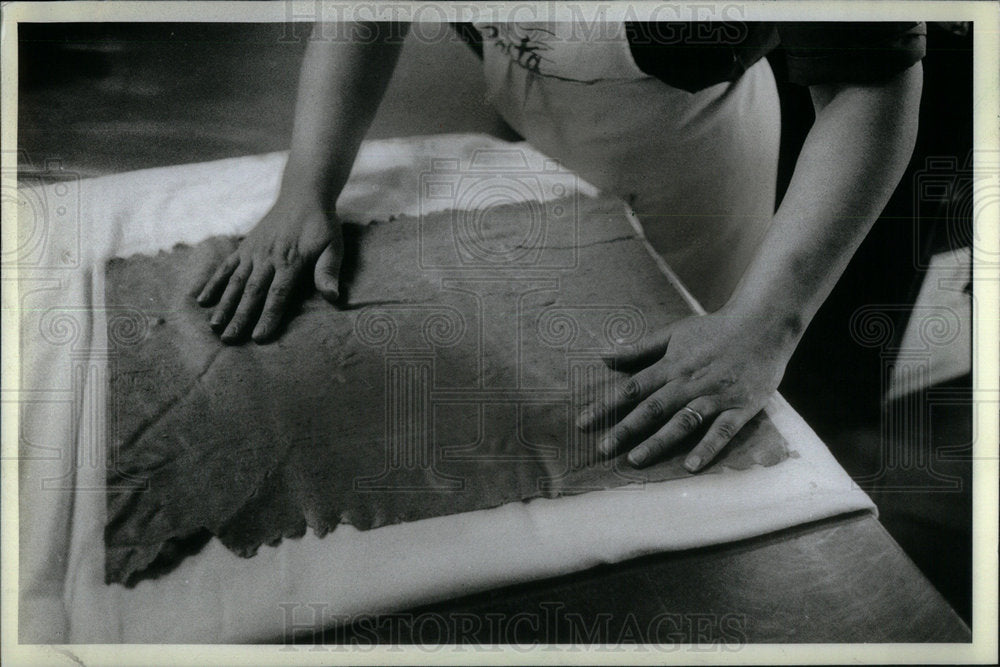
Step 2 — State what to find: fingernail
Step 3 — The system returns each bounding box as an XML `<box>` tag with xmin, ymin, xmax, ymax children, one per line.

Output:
<box><xmin>597</xmin><ymin>436</ymin><xmax>613</xmax><ymax>457</ymax></box>
<box><xmin>320</xmin><ymin>285</ymin><xmax>340</xmax><ymax>302</ymax></box>
<box><xmin>575</xmin><ymin>409</ymin><xmax>593</xmax><ymax>430</ymax></box>
<box><xmin>628</xmin><ymin>446</ymin><xmax>648</xmax><ymax>467</ymax></box>
<box><xmin>684</xmin><ymin>455</ymin><xmax>701</xmax><ymax>472</ymax></box>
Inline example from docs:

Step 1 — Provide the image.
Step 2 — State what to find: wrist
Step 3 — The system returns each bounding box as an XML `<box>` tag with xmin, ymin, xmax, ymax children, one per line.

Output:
<box><xmin>269</xmin><ymin>185</ymin><xmax>342</xmax><ymax>231</ymax></box>
<box><xmin>278</xmin><ymin>161</ymin><xmax>348</xmax><ymax>215</ymax></box>
<box><xmin>719</xmin><ymin>295</ymin><xmax>809</xmax><ymax>351</ymax></box>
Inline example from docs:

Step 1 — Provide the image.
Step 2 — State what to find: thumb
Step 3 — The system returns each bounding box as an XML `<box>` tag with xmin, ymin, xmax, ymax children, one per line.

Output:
<box><xmin>314</xmin><ymin>241</ymin><xmax>343</xmax><ymax>303</ymax></box>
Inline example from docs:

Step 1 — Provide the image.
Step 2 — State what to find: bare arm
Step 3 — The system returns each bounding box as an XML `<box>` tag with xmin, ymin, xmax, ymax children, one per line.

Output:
<box><xmin>725</xmin><ymin>62</ymin><xmax>924</xmax><ymax>342</ymax></box>
<box><xmin>197</xmin><ymin>22</ymin><xmax>409</xmax><ymax>343</ymax></box>
<box><xmin>582</xmin><ymin>63</ymin><xmax>923</xmax><ymax>472</ymax></box>
<box><xmin>282</xmin><ymin>22</ymin><xmax>409</xmax><ymax>205</ymax></box>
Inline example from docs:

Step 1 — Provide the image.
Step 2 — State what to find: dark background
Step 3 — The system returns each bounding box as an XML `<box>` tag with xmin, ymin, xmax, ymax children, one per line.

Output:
<box><xmin>19</xmin><ymin>21</ymin><xmax>974</xmax><ymax>623</ymax></box>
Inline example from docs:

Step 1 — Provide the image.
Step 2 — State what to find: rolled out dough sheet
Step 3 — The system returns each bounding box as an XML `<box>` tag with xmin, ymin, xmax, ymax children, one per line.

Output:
<box><xmin>16</xmin><ymin>134</ymin><xmax>875</xmax><ymax>643</ymax></box>
<box><xmin>103</xmin><ymin>198</ymin><xmax>788</xmax><ymax>586</ymax></box>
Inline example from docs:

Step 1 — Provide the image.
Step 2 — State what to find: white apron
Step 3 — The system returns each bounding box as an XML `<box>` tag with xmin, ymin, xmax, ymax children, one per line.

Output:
<box><xmin>474</xmin><ymin>21</ymin><xmax>781</xmax><ymax>311</ymax></box>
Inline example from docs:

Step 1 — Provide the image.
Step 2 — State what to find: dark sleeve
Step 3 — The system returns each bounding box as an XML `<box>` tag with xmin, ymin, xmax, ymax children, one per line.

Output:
<box><xmin>778</xmin><ymin>22</ymin><xmax>927</xmax><ymax>86</ymax></box>
<box><xmin>451</xmin><ymin>22</ymin><xmax>483</xmax><ymax>59</ymax></box>
<box><xmin>624</xmin><ymin>22</ymin><xmax>777</xmax><ymax>93</ymax></box>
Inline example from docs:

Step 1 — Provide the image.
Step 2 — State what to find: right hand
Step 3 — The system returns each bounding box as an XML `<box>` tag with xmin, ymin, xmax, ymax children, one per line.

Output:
<box><xmin>196</xmin><ymin>194</ymin><xmax>344</xmax><ymax>344</ymax></box>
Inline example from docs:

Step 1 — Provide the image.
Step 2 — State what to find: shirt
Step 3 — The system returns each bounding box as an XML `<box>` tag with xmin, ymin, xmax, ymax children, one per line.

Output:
<box><xmin>453</xmin><ymin>21</ymin><xmax>927</xmax><ymax>92</ymax></box>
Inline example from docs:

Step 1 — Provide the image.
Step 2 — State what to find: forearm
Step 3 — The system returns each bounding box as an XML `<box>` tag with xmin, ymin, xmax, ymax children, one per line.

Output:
<box><xmin>281</xmin><ymin>22</ymin><xmax>409</xmax><ymax>206</ymax></box>
<box><xmin>725</xmin><ymin>63</ymin><xmax>923</xmax><ymax>344</ymax></box>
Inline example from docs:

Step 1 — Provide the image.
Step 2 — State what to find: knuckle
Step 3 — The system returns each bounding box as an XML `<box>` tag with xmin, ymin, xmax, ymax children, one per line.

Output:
<box><xmin>676</xmin><ymin>410</ymin><xmax>701</xmax><ymax>431</ymax></box>
<box><xmin>270</xmin><ymin>282</ymin><xmax>292</xmax><ymax>300</ymax></box>
<box><xmin>714</xmin><ymin>420</ymin><xmax>739</xmax><ymax>440</ymax></box>
<box><xmin>617</xmin><ymin>378</ymin><xmax>642</xmax><ymax>402</ymax></box>
<box><xmin>642</xmin><ymin>397</ymin><xmax>665</xmax><ymax>421</ymax></box>
<box><xmin>719</xmin><ymin>394</ymin><xmax>748</xmax><ymax>412</ymax></box>
<box><xmin>281</xmin><ymin>245</ymin><xmax>303</xmax><ymax>266</ymax></box>
<box><xmin>698</xmin><ymin>440</ymin><xmax>720</xmax><ymax>458</ymax></box>
<box><xmin>688</xmin><ymin>366</ymin><xmax>710</xmax><ymax>382</ymax></box>
<box><xmin>712</xmin><ymin>372</ymin><xmax>738</xmax><ymax>390</ymax></box>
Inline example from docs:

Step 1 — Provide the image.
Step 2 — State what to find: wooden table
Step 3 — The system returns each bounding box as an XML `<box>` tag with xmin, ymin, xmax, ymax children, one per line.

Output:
<box><xmin>306</xmin><ymin>511</ymin><xmax>970</xmax><ymax>644</ymax></box>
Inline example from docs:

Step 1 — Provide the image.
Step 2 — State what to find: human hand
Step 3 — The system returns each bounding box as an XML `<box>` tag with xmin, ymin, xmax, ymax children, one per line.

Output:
<box><xmin>195</xmin><ymin>195</ymin><xmax>344</xmax><ymax>344</ymax></box>
<box><xmin>576</xmin><ymin>308</ymin><xmax>800</xmax><ymax>472</ymax></box>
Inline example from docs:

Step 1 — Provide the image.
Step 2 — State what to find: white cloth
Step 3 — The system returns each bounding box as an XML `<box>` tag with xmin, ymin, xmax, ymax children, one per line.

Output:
<box><xmin>16</xmin><ymin>134</ymin><xmax>874</xmax><ymax>643</ymax></box>
<box><xmin>475</xmin><ymin>21</ymin><xmax>781</xmax><ymax>312</ymax></box>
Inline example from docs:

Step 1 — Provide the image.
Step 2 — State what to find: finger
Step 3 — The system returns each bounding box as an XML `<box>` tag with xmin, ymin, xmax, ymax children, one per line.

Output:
<box><xmin>602</xmin><ymin>326</ymin><xmax>672</xmax><ymax>371</ymax></box>
<box><xmin>576</xmin><ymin>362</ymin><xmax>669</xmax><ymax>432</ymax></box>
<box><xmin>210</xmin><ymin>260</ymin><xmax>252</xmax><ymax>334</ymax></box>
<box><xmin>314</xmin><ymin>239</ymin><xmax>343</xmax><ymax>303</ymax></box>
<box><xmin>197</xmin><ymin>252</ymin><xmax>240</xmax><ymax>306</ymax></box>
<box><xmin>252</xmin><ymin>266</ymin><xmax>298</xmax><ymax>343</ymax></box>
<box><xmin>684</xmin><ymin>408</ymin><xmax>755</xmax><ymax>473</ymax></box>
<box><xmin>627</xmin><ymin>396</ymin><xmax>716</xmax><ymax>468</ymax></box>
<box><xmin>221</xmin><ymin>264</ymin><xmax>275</xmax><ymax>344</ymax></box>
<box><xmin>596</xmin><ymin>381</ymin><xmax>690</xmax><ymax>457</ymax></box>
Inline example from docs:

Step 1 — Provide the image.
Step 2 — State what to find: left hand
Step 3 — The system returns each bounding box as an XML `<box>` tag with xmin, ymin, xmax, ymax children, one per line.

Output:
<box><xmin>576</xmin><ymin>307</ymin><xmax>800</xmax><ymax>472</ymax></box>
